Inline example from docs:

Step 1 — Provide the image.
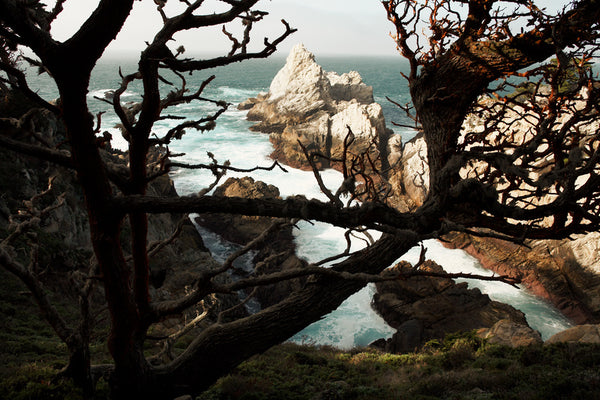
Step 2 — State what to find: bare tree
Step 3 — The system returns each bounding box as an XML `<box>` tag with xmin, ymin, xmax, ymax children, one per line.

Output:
<box><xmin>383</xmin><ymin>0</ymin><xmax>600</xmax><ymax>240</ymax></box>
<box><xmin>0</xmin><ymin>0</ymin><xmax>599</xmax><ymax>399</ymax></box>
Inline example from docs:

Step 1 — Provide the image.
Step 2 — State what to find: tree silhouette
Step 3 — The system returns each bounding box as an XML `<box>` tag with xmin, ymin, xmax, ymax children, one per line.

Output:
<box><xmin>0</xmin><ymin>0</ymin><xmax>599</xmax><ymax>399</ymax></box>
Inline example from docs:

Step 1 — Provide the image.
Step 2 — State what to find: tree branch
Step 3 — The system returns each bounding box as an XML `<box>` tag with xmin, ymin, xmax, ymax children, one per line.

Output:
<box><xmin>111</xmin><ymin>194</ymin><xmax>436</xmax><ymax>234</ymax></box>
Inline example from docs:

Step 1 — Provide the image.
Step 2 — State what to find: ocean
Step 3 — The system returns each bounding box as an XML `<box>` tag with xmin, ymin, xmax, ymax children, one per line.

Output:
<box><xmin>26</xmin><ymin>53</ymin><xmax>572</xmax><ymax>346</ymax></box>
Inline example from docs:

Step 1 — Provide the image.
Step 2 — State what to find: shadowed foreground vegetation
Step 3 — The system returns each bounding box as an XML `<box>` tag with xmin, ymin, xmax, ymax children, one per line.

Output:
<box><xmin>3</xmin><ymin>266</ymin><xmax>600</xmax><ymax>400</ymax></box>
<box><xmin>199</xmin><ymin>340</ymin><xmax>600</xmax><ymax>400</ymax></box>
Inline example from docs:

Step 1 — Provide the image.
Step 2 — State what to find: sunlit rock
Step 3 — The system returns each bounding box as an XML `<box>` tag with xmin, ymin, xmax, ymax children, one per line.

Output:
<box><xmin>242</xmin><ymin>43</ymin><xmax>392</xmax><ymax>171</ymax></box>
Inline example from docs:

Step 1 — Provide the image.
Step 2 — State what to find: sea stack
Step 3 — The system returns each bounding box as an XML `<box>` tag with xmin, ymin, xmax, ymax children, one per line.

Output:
<box><xmin>240</xmin><ymin>43</ymin><xmax>393</xmax><ymax>171</ymax></box>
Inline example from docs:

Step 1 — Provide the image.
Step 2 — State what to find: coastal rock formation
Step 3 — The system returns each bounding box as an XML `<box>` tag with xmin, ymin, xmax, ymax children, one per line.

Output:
<box><xmin>0</xmin><ymin>107</ymin><xmax>92</xmax><ymax>249</ymax></box>
<box><xmin>381</xmin><ymin>96</ymin><xmax>600</xmax><ymax>325</ymax></box>
<box><xmin>372</xmin><ymin>260</ymin><xmax>531</xmax><ymax>353</ymax></box>
<box><xmin>241</xmin><ymin>43</ymin><xmax>393</xmax><ymax>172</ymax></box>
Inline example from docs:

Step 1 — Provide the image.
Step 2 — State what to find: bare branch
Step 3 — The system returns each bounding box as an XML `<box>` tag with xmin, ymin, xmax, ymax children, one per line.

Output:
<box><xmin>149</xmin><ymin>218</ymin><xmax>294</xmax><ymax>320</ymax></box>
<box><xmin>0</xmin><ymin>179</ymin><xmax>75</xmax><ymax>345</ymax></box>
<box><xmin>297</xmin><ymin>139</ymin><xmax>342</xmax><ymax>207</ymax></box>
<box><xmin>111</xmin><ymin>194</ymin><xmax>430</xmax><ymax>235</ymax></box>
<box><xmin>159</xmin><ymin>19</ymin><xmax>296</xmax><ymax>73</ymax></box>
<box><xmin>167</xmin><ymin>159</ymin><xmax>288</xmax><ymax>174</ymax></box>
<box><xmin>0</xmin><ymin>60</ymin><xmax>59</xmax><ymax>113</ymax></box>
<box><xmin>47</xmin><ymin>0</ymin><xmax>67</xmax><ymax>28</ymax></box>
<box><xmin>213</xmin><ymin>261</ymin><xmax>522</xmax><ymax>294</ymax></box>
<box><xmin>0</xmin><ymin>246</ymin><xmax>75</xmax><ymax>342</ymax></box>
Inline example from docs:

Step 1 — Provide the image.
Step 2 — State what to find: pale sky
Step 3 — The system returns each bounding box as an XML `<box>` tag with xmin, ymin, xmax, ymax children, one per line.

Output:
<box><xmin>43</xmin><ymin>0</ymin><xmax>565</xmax><ymax>58</ymax></box>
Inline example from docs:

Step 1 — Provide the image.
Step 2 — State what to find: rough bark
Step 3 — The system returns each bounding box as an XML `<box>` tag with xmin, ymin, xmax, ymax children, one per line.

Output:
<box><xmin>152</xmin><ymin>233</ymin><xmax>417</xmax><ymax>397</ymax></box>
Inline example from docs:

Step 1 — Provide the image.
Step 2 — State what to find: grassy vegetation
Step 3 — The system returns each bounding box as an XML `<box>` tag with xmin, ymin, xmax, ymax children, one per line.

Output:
<box><xmin>199</xmin><ymin>335</ymin><xmax>600</xmax><ymax>400</ymax></box>
<box><xmin>2</xmin><ymin>267</ymin><xmax>600</xmax><ymax>400</ymax></box>
<box><xmin>0</xmin><ymin>264</ymin><xmax>110</xmax><ymax>400</ymax></box>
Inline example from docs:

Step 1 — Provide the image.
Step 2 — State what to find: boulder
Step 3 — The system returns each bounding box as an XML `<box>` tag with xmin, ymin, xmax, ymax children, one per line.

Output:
<box><xmin>545</xmin><ymin>324</ymin><xmax>600</xmax><ymax>344</ymax></box>
<box><xmin>195</xmin><ymin>176</ymin><xmax>281</xmax><ymax>244</ymax></box>
<box><xmin>385</xmin><ymin>319</ymin><xmax>424</xmax><ymax>354</ymax></box>
<box><xmin>372</xmin><ymin>261</ymin><xmax>530</xmax><ymax>353</ymax></box>
<box><xmin>478</xmin><ymin>319</ymin><xmax>543</xmax><ymax>347</ymax></box>
<box><xmin>214</xmin><ymin>176</ymin><xmax>280</xmax><ymax>199</ymax></box>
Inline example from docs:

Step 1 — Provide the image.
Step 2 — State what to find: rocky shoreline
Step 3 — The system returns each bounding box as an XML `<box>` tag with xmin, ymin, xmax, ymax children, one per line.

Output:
<box><xmin>235</xmin><ymin>44</ymin><xmax>600</xmax><ymax>347</ymax></box>
<box><xmin>4</xmin><ymin>45</ymin><xmax>600</xmax><ymax>357</ymax></box>
<box><xmin>443</xmin><ymin>232</ymin><xmax>600</xmax><ymax>324</ymax></box>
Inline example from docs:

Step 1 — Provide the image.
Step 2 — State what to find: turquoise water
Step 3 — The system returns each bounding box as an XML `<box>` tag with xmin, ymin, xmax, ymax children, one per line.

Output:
<box><xmin>23</xmin><ymin>54</ymin><xmax>572</xmax><ymax>346</ymax></box>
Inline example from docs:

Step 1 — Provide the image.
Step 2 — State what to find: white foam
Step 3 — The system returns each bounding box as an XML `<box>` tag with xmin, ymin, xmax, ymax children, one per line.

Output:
<box><xmin>289</xmin><ymin>284</ymin><xmax>395</xmax><ymax>349</ymax></box>
<box><xmin>398</xmin><ymin>239</ymin><xmax>573</xmax><ymax>339</ymax></box>
<box><xmin>89</xmin><ymin>89</ymin><xmax>138</xmax><ymax>99</ymax></box>
<box><xmin>219</xmin><ymin>86</ymin><xmax>261</xmax><ymax>100</ymax></box>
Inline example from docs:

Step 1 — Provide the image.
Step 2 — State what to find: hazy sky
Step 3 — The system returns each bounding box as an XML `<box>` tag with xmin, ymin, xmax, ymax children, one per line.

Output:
<box><xmin>44</xmin><ymin>0</ymin><xmax>564</xmax><ymax>58</ymax></box>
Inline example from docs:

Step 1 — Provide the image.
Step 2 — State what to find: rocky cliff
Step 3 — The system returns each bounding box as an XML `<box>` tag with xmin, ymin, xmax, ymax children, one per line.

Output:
<box><xmin>371</xmin><ymin>260</ymin><xmax>539</xmax><ymax>352</ymax></box>
<box><xmin>240</xmin><ymin>44</ymin><xmax>394</xmax><ymax>174</ymax></box>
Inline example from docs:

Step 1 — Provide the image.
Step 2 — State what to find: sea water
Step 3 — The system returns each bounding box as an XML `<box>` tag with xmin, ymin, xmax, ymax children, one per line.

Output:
<box><xmin>25</xmin><ymin>54</ymin><xmax>572</xmax><ymax>346</ymax></box>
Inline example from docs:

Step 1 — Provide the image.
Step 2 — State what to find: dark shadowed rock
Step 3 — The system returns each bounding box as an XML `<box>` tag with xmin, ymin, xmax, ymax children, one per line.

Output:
<box><xmin>386</xmin><ymin>319</ymin><xmax>424</xmax><ymax>353</ymax></box>
<box><xmin>194</xmin><ymin>177</ymin><xmax>307</xmax><ymax>307</ymax></box>
<box><xmin>372</xmin><ymin>260</ymin><xmax>531</xmax><ymax>353</ymax></box>
<box><xmin>0</xmin><ymin>102</ymin><xmax>240</xmax><ymax>335</ymax></box>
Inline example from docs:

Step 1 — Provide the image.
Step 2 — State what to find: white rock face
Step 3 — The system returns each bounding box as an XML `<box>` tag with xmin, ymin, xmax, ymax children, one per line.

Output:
<box><xmin>268</xmin><ymin>43</ymin><xmax>332</xmax><ymax>115</ymax></box>
<box><xmin>569</xmin><ymin>232</ymin><xmax>600</xmax><ymax>274</ymax></box>
<box><xmin>243</xmin><ymin>43</ymin><xmax>393</xmax><ymax>170</ymax></box>
<box><xmin>268</xmin><ymin>43</ymin><xmax>374</xmax><ymax>107</ymax></box>
<box><xmin>387</xmin><ymin>133</ymin><xmax>404</xmax><ymax>166</ymax></box>
<box><xmin>330</xmin><ymin>101</ymin><xmax>385</xmax><ymax>140</ymax></box>
<box><xmin>247</xmin><ymin>43</ymin><xmax>380</xmax><ymax>138</ymax></box>
<box><xmin>327</xmin><ymin>70</ymin><xmax>374</xmax><ymax>103</ymax></box>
